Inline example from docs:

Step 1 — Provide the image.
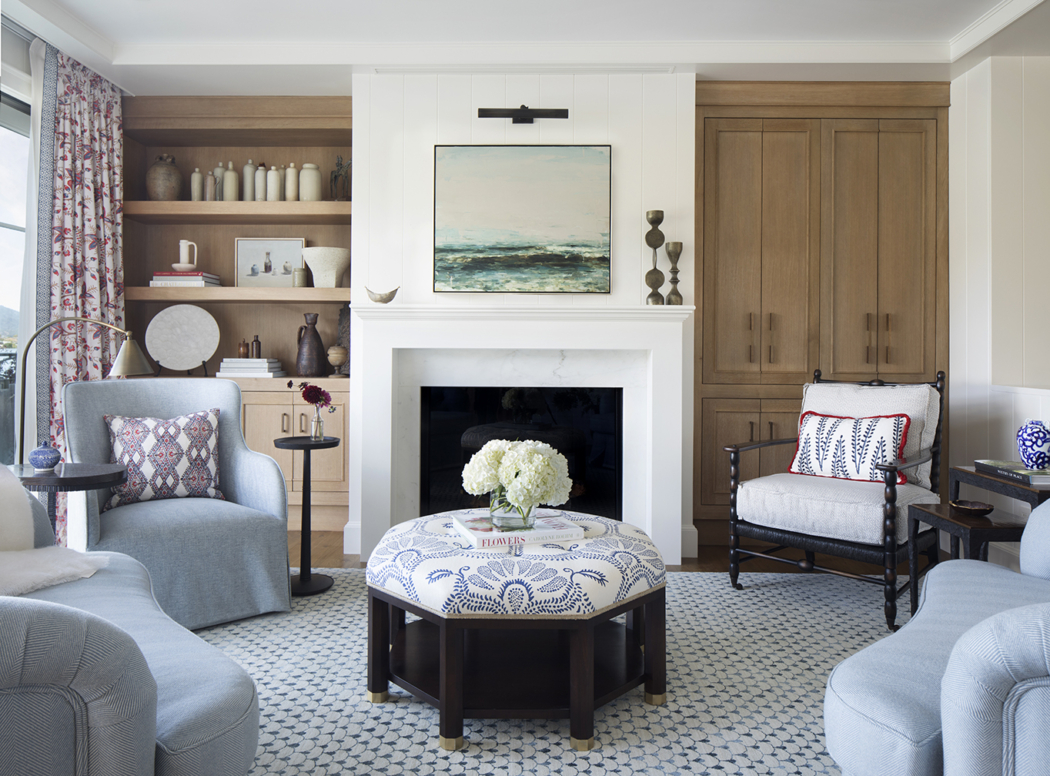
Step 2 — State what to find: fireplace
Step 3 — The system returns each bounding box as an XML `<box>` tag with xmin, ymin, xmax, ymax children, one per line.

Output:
<box><xmin>347</xmin><ymin>305</ymin><xmax>695</xmax><ymax>564</ymax></box>
<box><xmin>420</xmin><ymin>386</ymin><xmax>623</xmax><ymax>521</ymax></box>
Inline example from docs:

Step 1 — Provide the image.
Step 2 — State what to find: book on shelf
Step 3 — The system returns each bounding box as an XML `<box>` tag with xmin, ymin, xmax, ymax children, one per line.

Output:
<box><xmin>974</xmin><ymin>459</ymin><xmax>1050</xmax><ymax>486</ymax></box>
<box><xmin>216</xmin><ymin>370</ymin><xmax>287</xmax><ymax>379</ymax></box>
<box><xmin>220</xmin><ymin>358</ymin><xmax>281</xmax><ymax>365</ymax></box>
<box><xmin>450</xmin><ymin>510</ymin><xmax>584</xmax><ymax>549</ymax></box>
<box><xmin>153</xmin><ymin>271</ymin><xmax>220</xmax><ymax>279</ymax></box>
<box><xmin>150</xmin><ymin>280</ymin><xmax>222</xmax><ymax>287</ymax></box>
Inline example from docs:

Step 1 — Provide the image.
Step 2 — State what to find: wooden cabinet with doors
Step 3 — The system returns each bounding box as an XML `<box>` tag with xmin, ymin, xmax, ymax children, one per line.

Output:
<box><xmin>693</xmin><ymin>82</ymin><xmax>949</xmax><ymax>544</ymax></box>
<box><xmin>820</xmin><ymin>119</ymin><xmax>937</xmax><ymax>382</ymax></box>
<box><xmin>700</xmin><ymin>398</ymin><xmax>802</xmax><ymax>508</ymax></box>
<box><xmin>703</xmin><ymin>118</ymin><xmax>820</xmax><ymax>385</ymax></box>
<box><xmin>233</xmin><ymin>377</ymin><xmax>349</xmax><ymax>532</ymax></box>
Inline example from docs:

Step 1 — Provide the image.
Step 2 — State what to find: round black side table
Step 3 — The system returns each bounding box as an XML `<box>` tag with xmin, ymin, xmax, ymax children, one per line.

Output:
<box><xmin>8</xmin><ymin>462</ymin><xmax>128</xmax><ymax>537</ymax></box>
<box><xmin>273</xmin><ymin>435</ymin><xmax>340</xmax><ymax>596</ymax></box>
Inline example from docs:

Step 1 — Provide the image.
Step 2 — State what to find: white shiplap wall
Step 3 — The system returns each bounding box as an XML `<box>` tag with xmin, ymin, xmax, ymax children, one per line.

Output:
<box><xmin>350</xmin><ymin>73</ymin><xmax>696</xmax><ymax>308</ymax></box>
<box><xmin>949</xmin><ymin>56</ymin><xmax>1050</xmax><ymax>568</ymax></box>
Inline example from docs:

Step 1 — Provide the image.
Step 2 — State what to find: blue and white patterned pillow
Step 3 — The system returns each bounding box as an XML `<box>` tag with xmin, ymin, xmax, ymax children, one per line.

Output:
<box><xmin>789</xmin><ymin>411</ymin><xmax>911</xmax><ymax>485</ymax></box>
<box><xmin>104</xmin><ymin>409</ymin><xmax>225</xmax><ymax>511</ymax></box>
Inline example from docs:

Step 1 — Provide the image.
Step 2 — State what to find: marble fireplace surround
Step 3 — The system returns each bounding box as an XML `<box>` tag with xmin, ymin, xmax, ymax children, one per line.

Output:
<box><xmin>347</xmin><ymin>305</ymin><xmax>696</xmax><ymax>565</ymax></box>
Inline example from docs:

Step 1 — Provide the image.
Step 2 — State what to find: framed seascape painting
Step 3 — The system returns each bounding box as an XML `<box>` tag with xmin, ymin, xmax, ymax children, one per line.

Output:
<box><xmin>434</xmin><ymin>145</ymin><xmax>611</xmax><ymax>293</ymax></box>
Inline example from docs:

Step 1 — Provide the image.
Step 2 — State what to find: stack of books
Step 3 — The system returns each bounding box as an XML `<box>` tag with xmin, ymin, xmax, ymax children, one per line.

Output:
<box><xmin>150</xmin><ymin>271</ymin><xmax>221</xmax><ymax>287</ymax></box>
<box><xmin>215</xmin><ymin>358</ymin><xmax>287</xmax><ymax>379</ymax></box>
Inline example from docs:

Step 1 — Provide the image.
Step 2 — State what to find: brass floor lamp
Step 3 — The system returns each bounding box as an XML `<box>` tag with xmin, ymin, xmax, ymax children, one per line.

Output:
<box><xmin>17</xmin><ymin>316</ymin><xmax>153</xmax><ymax>464</ymax></box>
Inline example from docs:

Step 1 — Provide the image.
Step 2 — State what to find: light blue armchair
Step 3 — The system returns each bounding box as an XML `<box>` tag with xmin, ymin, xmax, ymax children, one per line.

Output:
<box><xmin>62</xmin><ymin>378</ymin><xmax>291</xmax><ymax>630</ymax></box>
<box><xmin>824</xmin><ymin>499</ymin><xmax>1050</xmax><ymax>775</ymax></box>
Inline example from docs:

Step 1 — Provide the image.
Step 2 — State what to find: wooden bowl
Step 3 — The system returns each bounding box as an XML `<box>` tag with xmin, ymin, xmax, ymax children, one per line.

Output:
<box><xmin>950</xmin><ymin>500</ymin><xmax>994</xmax><ymax>517</ymax></box>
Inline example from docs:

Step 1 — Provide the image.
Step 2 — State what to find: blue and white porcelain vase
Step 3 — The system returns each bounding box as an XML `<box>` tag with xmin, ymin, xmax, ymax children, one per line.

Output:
<box><xmin>1017</xmin><ymin>419</ymin><xmax>1050</xmax><ymax>470</ymax></box>
<box><xmin>28</xmin><ymin>442</ymin><xmax>61</xmax><ymax>472</ymax></box>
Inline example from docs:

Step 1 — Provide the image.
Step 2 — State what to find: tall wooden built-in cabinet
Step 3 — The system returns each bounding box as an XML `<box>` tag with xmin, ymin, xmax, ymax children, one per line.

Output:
<box><xmin>121</xmin><ymin>96</ymin><xmax>352</xmax><ymax>531</ymax></box>
<box><xmin>694</xmin><ymin>83</ymin><xmax>949</xmax><ymax>545</ymax></box>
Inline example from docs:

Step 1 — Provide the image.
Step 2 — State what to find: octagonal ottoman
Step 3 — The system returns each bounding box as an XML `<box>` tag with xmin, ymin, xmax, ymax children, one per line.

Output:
<box><xmin>365</xmin><ymin>509</ymin><xmax>667</xmax><ymax>751</ymax></box>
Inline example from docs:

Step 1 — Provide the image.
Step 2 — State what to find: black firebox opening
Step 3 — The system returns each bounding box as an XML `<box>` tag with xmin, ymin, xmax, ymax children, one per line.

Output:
<box><xmin>420</xmin><ymin>386</ymin><xmax>623</xmax><ymax>521</ymax></box>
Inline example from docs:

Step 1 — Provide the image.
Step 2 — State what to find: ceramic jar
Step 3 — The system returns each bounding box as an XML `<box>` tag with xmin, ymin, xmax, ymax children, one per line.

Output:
<box><xmin>204</xmin><ymin>172</ymin><xmax>217</xmax><ymax>201</ymax></box>
<box><xmin>285</xmin><ymin>163</ymin><xmax>298</xmax><ymax>201</ymax></box>
<box><xmin>28</xmin><ymin>442</ymin><xmax>61</xmax><ymax>472</ymax></box>
<box><xmin>1018</xmin><ymin>419</ymin><xmax>1050</xmax><ymax>470</ymax></box>
<box><xmin>254</xmin><ymin>164</ymin><xmax>267</xmax><ymax>201</ymax></box>
<box><xmin>190</xmin><ymin>168</ymin><xmax>203</xmax><ymax>201</ymax></box>
<box><xmin>266</xmin><ymin>167</ymin><xmax>281</xmax><ymax>202</ymax></box>
<box><xmin>299</xmin><ymin>163</ymin><xmax>322</xmax><ymax>201</ymax></box>
<box><xmin>212</xmin><ymin>163</ymin><xmax>226</xmax><ymax>200</ymax></box>
<box><xmin>146</xmin><ymin>154</ymin><xmax>182</xmax><ymax>201</ymax></box>
<box><xmin>222</xmin><ymin>162</ymin><xmax>239</xmax><ymax>202</ymax></box>
<box><xmin>242</xmin><ymin>159</ymin><xmax>257</xmax><ymax>202</ymax></box>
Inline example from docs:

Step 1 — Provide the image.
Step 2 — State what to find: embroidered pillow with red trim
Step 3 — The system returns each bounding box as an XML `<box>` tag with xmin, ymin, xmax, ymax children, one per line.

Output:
<box><xmin>104</xmin><ymin>408</ymin><xmax>225</xmax><ymax>511</ymax></box>
<box><xmin>789</xmin><ymin>412</ymin><xmax>911</xmax><ymax>484</ymax></box>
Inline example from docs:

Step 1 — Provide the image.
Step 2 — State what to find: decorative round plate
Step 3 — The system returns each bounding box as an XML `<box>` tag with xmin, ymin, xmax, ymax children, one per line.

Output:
<box><xmin>950</xmin><ymin>500</ymin><xmax>994</xmax><ymax>517</ymax></box>
<box><xmin>145</xmin><ymin>304</ymin><xmax>220</xmax><ymax>371</ymax></box>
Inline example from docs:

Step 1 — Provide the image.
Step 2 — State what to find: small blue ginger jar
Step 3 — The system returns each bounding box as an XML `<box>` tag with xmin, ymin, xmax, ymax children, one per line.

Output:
<box><xmin>1017</xmin><ymin>419</ymin><xmax>1050</xmax><ymax>470</ymax></box>
<box><xmin>28</xmin><ymin>442</ymin><xmax>61</xmax><ymax>472</ymax></box>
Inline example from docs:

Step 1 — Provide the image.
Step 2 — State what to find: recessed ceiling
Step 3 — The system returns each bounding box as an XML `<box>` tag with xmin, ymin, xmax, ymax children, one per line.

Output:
<box><xmin>4</xmin><ymin>0</ymin><xmax>1049</xmax><ymax>95</ymax></box>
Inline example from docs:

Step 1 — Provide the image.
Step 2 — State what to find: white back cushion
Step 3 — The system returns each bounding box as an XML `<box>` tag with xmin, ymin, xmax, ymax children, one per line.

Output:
<box><xmin>800</xmin><ymin>381</ymin><xmax>941</xmax><ymax>489</ymax></box>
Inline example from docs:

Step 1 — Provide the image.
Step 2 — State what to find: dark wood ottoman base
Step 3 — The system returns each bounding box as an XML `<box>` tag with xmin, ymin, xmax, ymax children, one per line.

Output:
<box><xmin>367</xmin><ymin>584</ymin><xmax>667</xmax><ymax>751</ymax></box>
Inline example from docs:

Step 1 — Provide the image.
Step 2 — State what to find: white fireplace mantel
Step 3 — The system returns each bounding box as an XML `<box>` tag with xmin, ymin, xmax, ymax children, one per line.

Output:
<box><xmin>347</xmin><ymin>305</ymin><xmax>696</xmax><ymax>564</ymax></box>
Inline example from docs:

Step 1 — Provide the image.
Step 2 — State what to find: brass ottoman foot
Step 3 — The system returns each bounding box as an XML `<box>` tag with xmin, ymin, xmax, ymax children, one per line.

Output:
<box><xmin>366</xmin><ymin>691</ymin><xmax>389</xmax><ymax>703</ymax></box>
<box><xmin>645</xmin><ymin>692</ymin><xmax>666</xmax><ymax>705</ymax></box>
<box><xmin>570</xmin><ymin>736</ymin><xmax>596</xmax><ymax>751</ymax></box>
<box><xmin>439</xmin><ymin>735</ymin><xmax>464</xmax><ymax>751</ymax></box>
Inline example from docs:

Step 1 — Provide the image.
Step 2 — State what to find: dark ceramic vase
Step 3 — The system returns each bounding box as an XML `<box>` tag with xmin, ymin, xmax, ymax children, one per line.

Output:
<box><xmin>296</xmin><ymin>313</ymin><xmax>326</xmax><ymax>377</ymax></box>
<box><xmin>146</xmin><ymin>154</ymin><xmax>182</xmax><ymax>201</ymax></box>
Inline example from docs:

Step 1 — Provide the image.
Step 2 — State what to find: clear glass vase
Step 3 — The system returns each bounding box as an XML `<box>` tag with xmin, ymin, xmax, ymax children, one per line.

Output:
<box><xmin>489</xmin><ymin>485</ymin><xmax>535</xmax><ymax>531</ymax></box>
<box><xmin>310</xmin><ymin>406</ymin><xmax>324</xmax><ymax>441</ymax></box>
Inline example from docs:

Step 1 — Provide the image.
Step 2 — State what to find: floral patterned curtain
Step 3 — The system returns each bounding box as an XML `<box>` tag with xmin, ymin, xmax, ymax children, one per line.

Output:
<box><xmin>47</xmin><ymin>52</ymin><xmax>124</xmax><ymax>544</ymax></box>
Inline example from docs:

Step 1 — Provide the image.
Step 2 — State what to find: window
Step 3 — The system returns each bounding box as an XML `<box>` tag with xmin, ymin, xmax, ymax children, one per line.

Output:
<box><xmin>0</xmin><ymin>91</ymin><xmax>31</xmax><ymax>463</ymax></box>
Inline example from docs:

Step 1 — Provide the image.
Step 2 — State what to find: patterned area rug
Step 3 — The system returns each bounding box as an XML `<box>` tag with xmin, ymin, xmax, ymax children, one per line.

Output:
<box><xmin>198</xmin><ymin>570</ymin><xmax>904</xmax><ymax>775</ymax></box>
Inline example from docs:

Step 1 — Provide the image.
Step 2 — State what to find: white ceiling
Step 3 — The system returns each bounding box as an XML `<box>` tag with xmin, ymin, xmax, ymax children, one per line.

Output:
<box><xmin>4</xmin><ymin>0</ymin><xmax>1050</xmax><ymax>95</ymax></box>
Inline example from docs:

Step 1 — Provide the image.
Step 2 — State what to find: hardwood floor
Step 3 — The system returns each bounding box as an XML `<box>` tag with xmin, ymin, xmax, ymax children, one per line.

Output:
<box><xmin>287</xmin><ymin>531</ymin><xmax>932</xmax><ymax>575</ymax></box>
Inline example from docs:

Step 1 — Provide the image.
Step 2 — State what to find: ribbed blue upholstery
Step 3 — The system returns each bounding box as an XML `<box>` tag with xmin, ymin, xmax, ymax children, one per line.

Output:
<box><xmin>825</xmin><ymin>500</ymin><xmax>1050</xmax><ymax>776</ymax></box>
<box><xmin>62</xmin><ymin>378</ymin><xmax>291</xmax><ymax>630</ymax></box>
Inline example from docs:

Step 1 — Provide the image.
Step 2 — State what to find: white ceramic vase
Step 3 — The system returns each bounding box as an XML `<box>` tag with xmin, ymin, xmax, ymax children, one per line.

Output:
<box><xmin>242</xmin><ymin>159</ymin><xmax>256</xmax><ymax>201</ymax></box>
<box><xmin>285</xmin><ymin>163</ymin><xmax>298</xmax><ymax>201</ymax></box>
<box><xmin>302</xmin><ymin>247</ymin><xmax>350</xmax><ymax>288</ymax></box>
<box><xmin>299</xmin><ymin>163</ymin><xmax>322</xmax><ymax>201</ymax></box>
<box><xmin>254</xmin><ymin>165</ymin><xmax>267</xmax><ymax>201</ymax></box>
<box><xmin>222</xmin><ymin>162</ymin><xmax>238</xmax><ymax>202</ymax></box>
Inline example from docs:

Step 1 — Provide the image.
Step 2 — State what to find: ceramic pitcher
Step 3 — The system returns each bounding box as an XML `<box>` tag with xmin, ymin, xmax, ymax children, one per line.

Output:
<box><xmin>296</xmin><ymin>313</ymin><xmax>326</xmax><ymax>377</ymax></box>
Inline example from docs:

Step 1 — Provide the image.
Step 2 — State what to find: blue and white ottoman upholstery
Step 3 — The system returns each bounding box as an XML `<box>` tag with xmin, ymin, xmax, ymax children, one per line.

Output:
<box><xmin>366</xmin><ymin>509</ymin><xmax>667</xmax><ymax>751</ymax></box>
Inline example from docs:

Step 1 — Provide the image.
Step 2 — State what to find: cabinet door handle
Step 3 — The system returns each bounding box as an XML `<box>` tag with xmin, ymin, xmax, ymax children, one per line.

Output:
<box><xmin>866</xmin><ymin>345</ymin><xmax>871</xmax><ymax>364</ymax></box>
<box><xmin>749</xmin><ymin>344</ymin><xmax>754</xmax><ymax>363</ymax></box>
<box><xmin>768</xmin><ymin>345</ymin><xmax>773</xmax><ymax>364</ymax></box>
<box><xmin>866</xmin><ymin>312</ymin><xmax>872</xmax><ymax>332</ymax></box>
<box><xmin>768</xmin><ymin>313</ymin><xmax>773</xmax><ymax>331</ymax></box>
<box><xmin>769</xmin><ymin>421</ymin><xmax>774</xmax><ymax>439</ymax></box>
<box><xmin>885</xmin><ymin>313</ymin><xmax>890</xmax><ymax>332</ymax></box>
<box><xmin>749</xmin><ymin>421</ymin><xmax>755</xmax><ymax>443</ymax></box>
<box><xmin>749</xmin><ymin>312</ymin><xmax>754</xmax><ymax>331</ymax></box>
<box><xmin>885</xmin><ymin>345</ymin><xmax>890</xmax><ymax>365</ymax></box>
<box><xmin>281</xmin><ymin>413</ymin><xmax>289</xmax><ymax>434</ymax></box>
<box><xmin>299</xmin><ymin>412</ymin><xmax>307</xmax><ymax>434</ymax></box>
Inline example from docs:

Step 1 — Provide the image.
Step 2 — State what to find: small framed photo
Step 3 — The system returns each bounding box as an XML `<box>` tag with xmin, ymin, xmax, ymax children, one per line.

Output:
<box><xmin>234</xmin><ymin>238</ymin><xmax>306</xmax><ymax>288</ymax></box>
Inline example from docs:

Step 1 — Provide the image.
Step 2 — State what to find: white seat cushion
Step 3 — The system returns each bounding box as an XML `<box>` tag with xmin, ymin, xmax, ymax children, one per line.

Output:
<box><xmin>737</xmin><ymin>473</ymin><xmax>940</xmax><ymax>545</ymax></box>
<box><xmin>801</xmin><ymin>381</ymin><xmax>940</xmax><ymax>489</ymax></box>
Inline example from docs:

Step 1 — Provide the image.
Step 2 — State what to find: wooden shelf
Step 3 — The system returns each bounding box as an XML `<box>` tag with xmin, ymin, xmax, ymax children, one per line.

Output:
<box><xmin>125</xmin><ymin>287</ymin><xmax>351</xmax><ymax>303</ymax></box>
<box><xmin>123</xmin><ymin>96</ymin><xmax>352</xmax><ymax>147</ymax></box>
<box><xmin>123</xmin><ymin>201</ymin><xmax>351</xmax><ymax>225</ymax></box>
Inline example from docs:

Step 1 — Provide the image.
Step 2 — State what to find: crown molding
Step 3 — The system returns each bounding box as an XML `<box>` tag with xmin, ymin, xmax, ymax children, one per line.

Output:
<box><xmin>950</xmin><ymin>0</ymin><xmax>1047</xmax><ymax>61</ymax></box>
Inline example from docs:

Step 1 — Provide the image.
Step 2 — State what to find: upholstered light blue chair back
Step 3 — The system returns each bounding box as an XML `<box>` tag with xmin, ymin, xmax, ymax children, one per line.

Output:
<box><xmin>1020</xmin><ymin>499</ymin><xmax>1050</xmax><ymax>580</ymax></box>
<box><xmin>63</xmin><ymin>378</ymin><xmax>249</xmax><ymax>514</ymax></box>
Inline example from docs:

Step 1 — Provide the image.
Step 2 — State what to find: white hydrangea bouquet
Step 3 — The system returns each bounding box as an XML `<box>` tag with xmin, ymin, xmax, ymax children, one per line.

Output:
<box><xmin>462</xmin><ymin>439</ymin><xmax>573</xmax><ymax>530</ymax></box>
